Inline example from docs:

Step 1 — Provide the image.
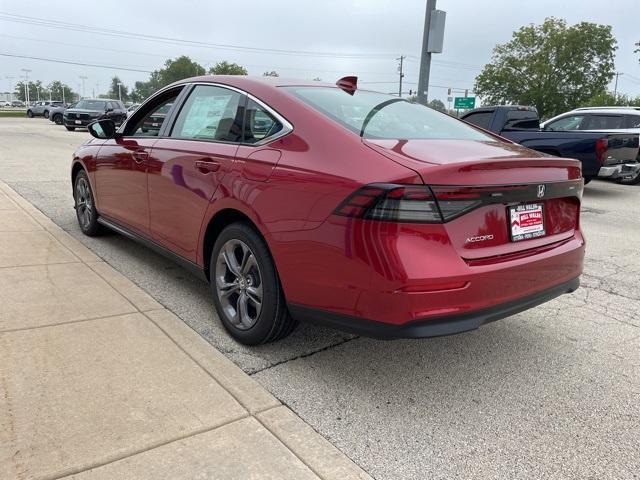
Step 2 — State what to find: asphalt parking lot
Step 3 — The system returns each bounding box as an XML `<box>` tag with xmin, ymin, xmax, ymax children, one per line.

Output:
<box><xmin>1</xmin><ymin>118</ymin><xmax>638</xmax><ymax>479</ymax></box>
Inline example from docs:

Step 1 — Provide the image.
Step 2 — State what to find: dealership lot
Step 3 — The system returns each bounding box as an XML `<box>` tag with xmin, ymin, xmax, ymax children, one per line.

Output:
<box><xmin>1</xmin><ymin>118</ymin><xmax>638</xmax><ymax>479</ymax></box>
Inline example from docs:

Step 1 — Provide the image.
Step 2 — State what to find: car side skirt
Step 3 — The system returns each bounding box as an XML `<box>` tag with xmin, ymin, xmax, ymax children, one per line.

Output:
<box><xmin>97</xmin><ymin>216</ymin><xmax>208</xmax><ymax>282</ymax></box>
<box><xmin>288</xmin><ymin>277</ymin><xmax>580</xmax><ymax>339</ymax></box>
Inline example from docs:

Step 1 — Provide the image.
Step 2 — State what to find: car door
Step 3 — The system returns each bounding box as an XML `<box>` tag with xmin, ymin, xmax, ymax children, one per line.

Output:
<box><xmin>93</xmin><ymin>87</ymin><xmax>184</xmax><ymax>236</ymax></box>
<box><xmin>147</xmin><ymin>84</ymin><xmax>245</xmax><ymax>261</ymax></box>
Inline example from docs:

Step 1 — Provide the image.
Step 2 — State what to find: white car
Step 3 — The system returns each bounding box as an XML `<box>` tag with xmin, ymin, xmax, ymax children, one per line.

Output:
<box><xmin>541</xmin><ymin>107</ymin><xmax>640</xmax><ymax>184</ymax></box>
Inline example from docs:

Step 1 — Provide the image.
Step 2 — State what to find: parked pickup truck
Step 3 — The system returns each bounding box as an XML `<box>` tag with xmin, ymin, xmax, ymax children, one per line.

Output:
<box><xmin>461</xmin><ymin>106</ymin><xmax>640</xmax><ymax>183</ymax></box>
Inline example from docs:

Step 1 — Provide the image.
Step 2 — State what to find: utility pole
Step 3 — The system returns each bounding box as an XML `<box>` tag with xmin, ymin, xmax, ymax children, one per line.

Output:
<box><xmin>79</xmin><ymin>75</ymin><xmax>87</xmax><ymax>99</ymax></box>
<box><xmin>117</xmin><ymin>82</ymin><xmax>122</xmax><ymax>101</ymax></box>
<box><xmin>417</xmin><ymin>1</ymin><xmax>446</xmax><ymax>105</ymax></box>
<box><xmin>21</xmin><ymin>69</ymin><xmax>31</xmax><ymax>104</ymax></box>
<box><xmin>397</xmin><ymin>56</ymin><xmax>405</xmax><ymax>97</ymax></box>
<box><xmin>613</xmin><ymin>72</ymin><xmax>623</xmax><ymax>101</ymax></box>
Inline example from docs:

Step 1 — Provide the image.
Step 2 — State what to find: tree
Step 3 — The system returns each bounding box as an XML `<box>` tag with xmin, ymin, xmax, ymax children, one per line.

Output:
<box><xmin>209</xmin><ymin>61</ymin><xmax>247</xmax><ymax>75</ymax></box>
<box><xmin>583</xmin><ymin>91</ymin><xmax>640</xmax><ymax>107</ymax></box>
<box><xmin>427</xmin><ymin>99</ymin><xmax>446</xmax><ymax>112</ymax></box>
<box><xmin>130</xmin><ymin>56</ymin><xmax>205</xmax><ymax>102</ymax></box>
<box><xmin>474</xmin><ymin>18</ymin><xmax>617</xmax><ymax>118</ymax></box>
<box><xmin>262</xmin><ymin>70</ymin><xmax>279</xmax><ymax>77</ymax></box>
<box><xmin>46</xmin><ymin>81</ymin><xmax>75</xmax><ymax>103</ymax></box>
<box><xmin>106</xmin><ymin>76</ymin><xmax>129</xmax><ymax>101</ymax></box>
<box><xmin>14</xmin><ymin>81</ymin><xmax>44</xmax><ymax>102</ymax></box>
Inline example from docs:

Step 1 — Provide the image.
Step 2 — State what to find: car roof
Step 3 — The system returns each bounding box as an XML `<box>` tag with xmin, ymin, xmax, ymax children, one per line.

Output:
<box><xmin>573</xmin><ymin>106</ymin><xmax>640</xmax><ymax>111</ymax></box>
<box><xmin>170</xmin><ymin>75</ymin><xmax>336</xmax><ymax>90</ymax></box>
<box><xmin>570</xmin><ymin>107</ymin><xmax>640</xmax><ymax>115</ymax></box>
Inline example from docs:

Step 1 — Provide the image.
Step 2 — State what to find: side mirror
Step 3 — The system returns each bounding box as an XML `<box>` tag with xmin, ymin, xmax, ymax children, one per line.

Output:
<box><xmin>88</xmin><ymin>119</ymin><xmax>117</xmax><ymax>139</ymax></box>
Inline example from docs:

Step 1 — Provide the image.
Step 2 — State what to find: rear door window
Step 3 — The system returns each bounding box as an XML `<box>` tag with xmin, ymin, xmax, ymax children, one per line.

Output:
<box><xmin>503</xmin><ymin>110</ymin><xmax>539</xmax><ymax>130</ymax></box>
<box><xmin>242</xmin><ymin>99</ymin><xmax>283</xmax><ymax>144</ymax></box>
<box><xmin>462</xmin><ymin>111</ymin><xmax>493</xmax><ymax>130</ymax></box>
<box><xmin>583</xmin><ymin>115</ymin><xmax>626</xmax><ymax>130</ymax></box>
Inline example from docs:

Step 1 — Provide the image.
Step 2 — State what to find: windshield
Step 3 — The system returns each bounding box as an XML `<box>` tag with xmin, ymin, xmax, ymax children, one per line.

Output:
<box><xmin>75</xmin><ymin>100</ymin><xmax>106</xmax><ymax>110</ymax></box>
<box><xmin>284</xmin><ymin>87</ymin><xmax>493</xmax><ymax>141</ymax></box>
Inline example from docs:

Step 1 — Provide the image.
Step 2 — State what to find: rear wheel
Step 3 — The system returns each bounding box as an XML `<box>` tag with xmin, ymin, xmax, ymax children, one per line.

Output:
<box><xmin>617</xmin><ymin>169</ymin><xmax>640</xmax><ymax>185</ymax></box>
<box><xmin>210</xmin><ymin>223</ymin><xmax>297</xmax><ymax>345</ymax></box>
<box><xmin>583</xmin><ymin>176</ymin><xmax>593</xmax><ymax>185</ymax></box>
<box><xmin>73</xmin><ymin>170</ymin><xmax>102</xmax><ymax>236</ymax></box>
<box><xmin>65</xmin><ymin>126</ymin><xmax>75</xmax><ymax>131</ymax></box>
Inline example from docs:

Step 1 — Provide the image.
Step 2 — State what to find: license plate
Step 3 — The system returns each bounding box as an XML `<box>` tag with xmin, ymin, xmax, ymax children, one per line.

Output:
<box><xmin>74</xmin><ymin>120</ymin><xmax>82</xmax><ymax>124</ymax></box>
<box><xmin>509</xmin><ymin>203</ymin><xmax>545</xmax><ymax>242</ymax></box>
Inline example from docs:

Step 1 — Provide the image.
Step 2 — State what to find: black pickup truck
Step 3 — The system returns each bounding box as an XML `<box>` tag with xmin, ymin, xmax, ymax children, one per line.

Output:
<box><xmin>461</xmin><ymin>106</ymin><xmax>640</xmax><ymax>183</ymax></box>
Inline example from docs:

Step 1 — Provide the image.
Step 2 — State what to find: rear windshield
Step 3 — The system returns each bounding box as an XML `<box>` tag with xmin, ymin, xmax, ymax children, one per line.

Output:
<box><xmin>284</xmin><ymin>86</ymin><xmax>493</xmax><ymax>141</ymax></box>
<box><xmin>75</xmin><ymin>100</ymin><xmax>106</xmax><ymax>110</ymax></box>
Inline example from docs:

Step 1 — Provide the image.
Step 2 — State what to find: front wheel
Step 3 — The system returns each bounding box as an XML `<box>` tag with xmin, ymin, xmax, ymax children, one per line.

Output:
<box><xmin>26</xmin><ymin>110</ymin><xmax>34</xmax><ymax>118</ymax></box>
<box><xmin>210</xmin><ymin>223</ymin><xmax>297</xmax><ymax>345</ymax></box>
<box><xmin>65</xmin><ymin>126</ymin><xmax>75</xmax><ymax>131</ymax></box>
<box><xmin>43</xmin><ymin>110</ymin><xmax>49</xmax><ymax>119</ymax></box>
<box><xmin>74</xmin><ymin>170</ymin><xmax>102</xmax><ymax>236</ymax></box>
<box><xmin>53</xmin><ymin>113</ymin><xmax>63</xmax><ymax>125</ymax></box>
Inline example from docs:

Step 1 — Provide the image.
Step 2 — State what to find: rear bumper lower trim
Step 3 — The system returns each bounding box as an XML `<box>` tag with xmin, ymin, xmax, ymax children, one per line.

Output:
<box><xmin>288</xmin><ymin>277</ymin><xmax>580</xmax><ymax>339</ymax></box>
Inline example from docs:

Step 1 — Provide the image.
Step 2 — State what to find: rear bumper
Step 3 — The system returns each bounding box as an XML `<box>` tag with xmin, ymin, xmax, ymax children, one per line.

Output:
<box><xmin>598</xmin><ymin>163</ymin><xmax>640</xmax><ymax>179</ymax></box>
<box><xmin>290</xmin><ymin>277</ymin><xmax>580</xmax><ymax>339</ymax></box>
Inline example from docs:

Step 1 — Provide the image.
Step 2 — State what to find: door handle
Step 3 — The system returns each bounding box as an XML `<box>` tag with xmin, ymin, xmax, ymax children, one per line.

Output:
<box><xmin>131</xmin><ymin>150</ymin><xmax>149</xmax><ymax>163</ymax></box>
<box><xmin>195</xmin><ymin>159</ymin><xmax>221</xmax><ymax>174</ymax></box>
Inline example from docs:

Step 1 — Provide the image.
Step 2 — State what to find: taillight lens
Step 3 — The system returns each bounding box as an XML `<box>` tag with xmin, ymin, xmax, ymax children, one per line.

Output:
<box><xmin>334</xmin><ymin>184</ymin><xmax>482</xmax><ymax>223</ymax></box>
<box><xmin>334</xmin><ymin>185</ymin><xmax>441</xmax><ymax>222</ymax></box>
<box><xmin>595</xmin><ymin>138</ymin><xmax>608</xmax><ymax>165</ymax></box>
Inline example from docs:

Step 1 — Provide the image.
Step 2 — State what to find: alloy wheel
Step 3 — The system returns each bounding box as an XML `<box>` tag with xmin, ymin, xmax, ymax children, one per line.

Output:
<box><xmin>215</xmin><ymin>239</ymin><xmax>263</xmax><ymax>330</ymax></box>
<box><xmin>75</xmin><ymin>177</ymin><xmax>93</xmax><ymax>230</ymax></box>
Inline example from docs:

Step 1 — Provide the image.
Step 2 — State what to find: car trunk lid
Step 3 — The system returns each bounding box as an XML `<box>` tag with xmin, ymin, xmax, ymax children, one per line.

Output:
<box><xmin>364</xmin><ymin>138</ymin><xmax>583</xmax><ymax>260</ymax></box>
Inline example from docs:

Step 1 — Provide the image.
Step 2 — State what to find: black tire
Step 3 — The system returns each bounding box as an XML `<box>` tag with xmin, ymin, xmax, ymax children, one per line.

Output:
<box><xmin>43</xmin><ymin>110</ymin><xmax>49</xmax><ymax>119</ymax></box>
<box><xmin>617</xmin><ymin>170</ymin><xmax>640</xmax><ymax>185</ymax></box>
<box><xmin>210</xmin><ymin>222</ymin><xmax>297</xmax><ymax>345</ymax></box>
<box><xmin>26</xmin><ymin>110</ymin><xmax>34</xmax><ymax>118</ymax></box>
<box><xmin>53</xmin><ymin>113</ymin><xmax>63</xmax><ymax>125</ymax></box>
<box><xmin>73</xmin><ymin>170</ymin><xmax>103</xmax><ymax>236</ymax></box>
<box><xmin>65</xmin><ymin>126</ymin><xmax>75</xmax><ymax>131</ymax></box>
<box><xmin>583</xmin><ymin>176</ymin><xmax>593</xmax><ymax>185</ymax></box>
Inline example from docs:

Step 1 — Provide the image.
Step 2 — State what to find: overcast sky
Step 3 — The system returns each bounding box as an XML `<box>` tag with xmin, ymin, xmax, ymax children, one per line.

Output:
<box><xmin>1</xmin><ymin>0</ymin><xmax>639</xmax><ymax>103</ymax></box>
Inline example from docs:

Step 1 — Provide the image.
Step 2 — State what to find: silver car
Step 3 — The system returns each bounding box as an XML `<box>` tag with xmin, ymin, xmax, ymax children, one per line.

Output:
<box><xmin>27</xmin><ymin>101</ymin><xmax>64</xmax><ymax>119</ymax></box>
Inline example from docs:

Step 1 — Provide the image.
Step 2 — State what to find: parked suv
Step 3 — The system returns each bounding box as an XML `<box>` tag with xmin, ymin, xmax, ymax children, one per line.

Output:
<box><xmin>63</xmin><ymin>99</ymin><xmax>127</xmax><ymax>131</ymax></box>
<box><xmin>541</xmin><ymin>107</ymin><xmax>640</xmax><ymax>184</ymax></box>
<box><xmin>27</xmin><ymin>101</ymin><xmax>64</xmax><ymax>119</ymax></box>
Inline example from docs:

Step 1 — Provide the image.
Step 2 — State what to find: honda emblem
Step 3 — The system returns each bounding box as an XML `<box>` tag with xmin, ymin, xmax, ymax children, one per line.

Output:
<box><xmin>537</xmin><ymin>184</ymin><xmax>546</xmax><ymax>198</ymax></box>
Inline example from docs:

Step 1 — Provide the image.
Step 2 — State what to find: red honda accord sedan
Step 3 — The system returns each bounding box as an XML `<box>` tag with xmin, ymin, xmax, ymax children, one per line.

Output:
<box><xmin>72</xmin><ymin>75</ymin><xmax>584</xmax><ymax>344</ymax></box>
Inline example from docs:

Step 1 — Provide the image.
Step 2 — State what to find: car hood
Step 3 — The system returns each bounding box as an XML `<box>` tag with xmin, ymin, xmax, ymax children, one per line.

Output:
<box><xmin>363</xmin><ymin>138</ymin><xmax>582</xmax><ymax>184</ymax></box>
<box><xmin>65</xmin><ymin>108</ymin><xmax>104</xmax><ymax>114</ymax></box>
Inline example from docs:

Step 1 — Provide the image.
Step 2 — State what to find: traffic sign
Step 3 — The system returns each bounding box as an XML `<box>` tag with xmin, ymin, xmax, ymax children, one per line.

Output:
<box><xmin>454</xmin><ymin>97</ymin><xmax>475</xmax><ymax>109</ymax></box>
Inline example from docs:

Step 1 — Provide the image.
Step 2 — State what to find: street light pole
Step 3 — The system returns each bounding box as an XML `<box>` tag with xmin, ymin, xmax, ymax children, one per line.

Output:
<box><xmin>78</xmin><ymin>76</ymin><xmax>87</xmax><ymax>99</ymax></box>
<box><xmin>5</xmin><ymin>76</ymin><xmax>15</xmax><ymax>102</ymax></box>
<box><xmin>417</xmin><ymin>0</ymin><xmax>436</xmax><ymax>105</ymax></box>
<box><xmin>117</xmin><ymin>82</ymin><xmax>122</xmax><ymax>101</ymax></box>
<box><xmin>21</xmin><ymin>68</ymin><xmax>31</xmax><ymax>104</ymax></box>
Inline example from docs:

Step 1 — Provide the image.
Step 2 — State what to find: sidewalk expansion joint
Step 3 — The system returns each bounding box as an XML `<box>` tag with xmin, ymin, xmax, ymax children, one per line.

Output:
<box><xmin>45</xmin><ymin>413</ymin><xmax>251</xmax><ymax>480</ymax></box>
<box><xmin>0</xmin><ymin>311</ymin><xmax>137</xmax><ymax>334</ymax></box>
<box><xmin>249</xmin><ymin>335</ymin><xmax>360</xmax><ymax>376</ymax></box>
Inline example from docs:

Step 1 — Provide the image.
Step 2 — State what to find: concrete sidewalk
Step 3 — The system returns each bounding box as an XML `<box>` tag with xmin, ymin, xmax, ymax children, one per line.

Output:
<box><xmin>0</xmin><ymin>181</ymin><xmax>371</xmax><ymax>480</ymax></box>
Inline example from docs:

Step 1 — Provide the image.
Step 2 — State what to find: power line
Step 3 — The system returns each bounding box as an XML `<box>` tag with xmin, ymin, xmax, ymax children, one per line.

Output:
<box><xmin>0</xmin><ymin>12</ymin><xmax>401</xmax><ymax>59</ymax></box>
<box><xmin>0</xmin><ymin>52</ymin><xmax>153</xmax><ymax>73</ymax></box>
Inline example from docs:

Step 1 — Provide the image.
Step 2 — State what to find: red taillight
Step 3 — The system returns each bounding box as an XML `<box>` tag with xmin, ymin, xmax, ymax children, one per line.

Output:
<box><xmin>334</xmin><ymin>184</ymin><xmax>442</xmax><ymax>223</ymax></box>
<box><xmin>595</xmin><ymin>138</ymin><xmax>608</xmax><ymax>165</ymax></box>
<box><xmin>333</xmin><ymin>184</ymin><xmax>481</xmax><ymax>223</ymax></box>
